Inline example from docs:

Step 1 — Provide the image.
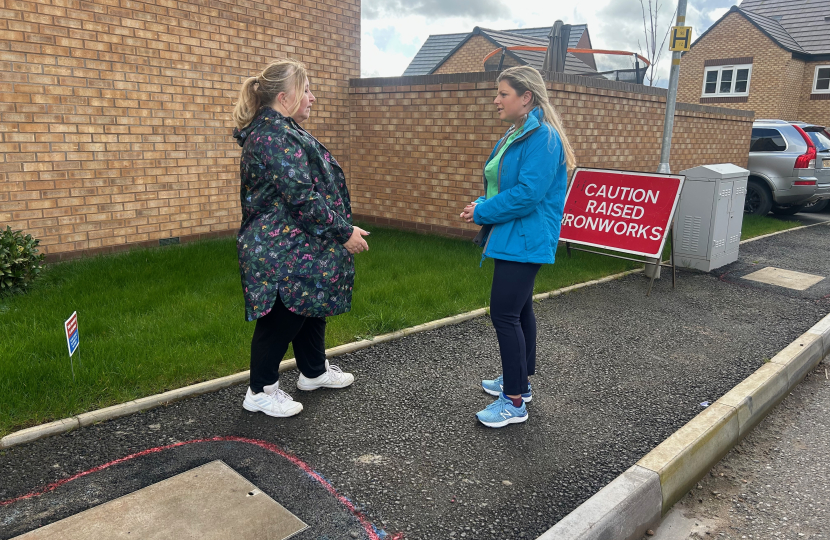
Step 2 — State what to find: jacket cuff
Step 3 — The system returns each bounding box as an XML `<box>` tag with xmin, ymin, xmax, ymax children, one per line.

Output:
<box><xmin>336</xmin><ymin>222</ymin><xmax>354</xmax><ymax>245</ymax></box>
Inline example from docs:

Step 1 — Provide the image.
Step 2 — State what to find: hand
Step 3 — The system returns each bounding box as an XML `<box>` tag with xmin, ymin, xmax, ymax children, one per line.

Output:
<box><xmin>343</xmin><ymin>226</ymin><xmax>370</xmax><ymax>254</ymax></box>
<box><xmin>460</xmin><ymin>202</ymin><xmax>477</xmax><ymax>223</ymax></box>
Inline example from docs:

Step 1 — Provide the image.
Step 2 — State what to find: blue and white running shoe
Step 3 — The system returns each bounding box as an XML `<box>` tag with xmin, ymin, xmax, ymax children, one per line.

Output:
<box><xmin>476</xmin><ymin>393</ymin><xmax>528</xmax><ymax>428</ymax></box>
<box><xmin>481</xmin><ymin>375</ymin><xmax>532</xmax><ymax>402</ymax></box>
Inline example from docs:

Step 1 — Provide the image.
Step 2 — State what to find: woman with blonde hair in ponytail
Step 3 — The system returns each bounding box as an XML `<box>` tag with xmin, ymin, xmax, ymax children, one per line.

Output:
<box><xmin>232</xmin><ymin>59</ymin><xmax>370</xmax><ymax>418</ymax></box>
<box><xmin>460</xmin><ymin>65</ymin><xmax>575</xmax><ymax>428</ymax></box>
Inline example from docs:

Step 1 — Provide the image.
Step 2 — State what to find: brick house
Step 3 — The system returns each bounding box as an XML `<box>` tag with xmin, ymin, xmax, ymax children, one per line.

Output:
<box><xmin>403</xmin><ymin>25</ymin><xmax>599</xmax><ymax>77</ymax></box>
<box><xmin>677</xmin><ymin>1</ymin><xmax>830</xmax><ymax>126</ymax></box>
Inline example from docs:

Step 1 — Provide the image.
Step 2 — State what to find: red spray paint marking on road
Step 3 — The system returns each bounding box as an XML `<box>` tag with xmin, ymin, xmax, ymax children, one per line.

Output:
<box><xmin>0</xmin><ymin>436</ymin><xmax>404</xmax><ymax>540</ymax></box>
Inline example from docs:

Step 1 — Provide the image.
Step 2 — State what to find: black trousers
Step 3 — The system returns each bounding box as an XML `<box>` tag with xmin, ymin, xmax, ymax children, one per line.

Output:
<box><xmin>490</xmin><ymin>258</ymin><xmax>541</xmax><ymax>396</ymax></box>
<box><xmin>249</xmin><ymin>297</ymin><xmax>327</xmax><ymax>393</ymax></box>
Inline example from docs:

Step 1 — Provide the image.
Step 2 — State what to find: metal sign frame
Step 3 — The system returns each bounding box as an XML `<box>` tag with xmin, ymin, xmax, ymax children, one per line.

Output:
<box><xmin>560</xmin><ymin>168</ymin><xmax>685</xmax><ymax>296</ymax></box>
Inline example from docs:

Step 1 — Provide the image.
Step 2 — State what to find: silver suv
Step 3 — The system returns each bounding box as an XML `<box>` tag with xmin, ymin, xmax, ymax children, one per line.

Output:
<box><xmin>746</xmin><ymin>119</ymin><xmax>830</xmax><ymax>215</ymax></box>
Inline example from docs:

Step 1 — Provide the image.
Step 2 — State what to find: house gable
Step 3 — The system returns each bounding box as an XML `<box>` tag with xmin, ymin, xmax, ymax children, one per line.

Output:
<box><xmin>677</xmin><ymin>10</ymin><xmax>795</xmax><ymax>119</ymax></box>
<box><xmin>433</xmin><ymin>34</ymin><xmax>521</xmax><ymax>74</ymax></box>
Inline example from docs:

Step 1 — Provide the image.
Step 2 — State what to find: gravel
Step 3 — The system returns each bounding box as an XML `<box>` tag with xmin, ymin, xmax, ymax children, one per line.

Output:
<box><xmin>646</xmin><ymin>360</ymin><xmax>829</xmax><ymax>540</ymax></box>
<box><xmin>2</xmin><ymin>223</ymin><xmax>829</xmax><ymax>540</ymax></box>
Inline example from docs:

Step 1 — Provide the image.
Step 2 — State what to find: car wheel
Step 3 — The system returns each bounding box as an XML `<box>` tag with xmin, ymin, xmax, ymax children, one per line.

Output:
<box><xmin>801</xmin><ymin>199</ymin><xmax>829</xmax><ymax>213</ymax></box>
<box><xmin>744</xmin><ymin>179</ymin><xmax>773</xmax><ymax>215</ymax></box>
<box><xmin>771</xmin><ymin>204</ymin><xmax>806</xmax><ymax>216</ymax></box>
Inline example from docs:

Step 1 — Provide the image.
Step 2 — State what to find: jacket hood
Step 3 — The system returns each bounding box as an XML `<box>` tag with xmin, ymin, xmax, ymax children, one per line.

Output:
<box><xmin>233</xmin><ymin>106</ymin><xmax>279</xmax><ymax>147</ymax></box>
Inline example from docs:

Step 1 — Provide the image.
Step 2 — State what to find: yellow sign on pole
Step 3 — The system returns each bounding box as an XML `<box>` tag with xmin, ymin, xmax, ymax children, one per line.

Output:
<box><xmin>669</xmin><ymin>26</ymin><xmax>693</xmax><ymax>52</ymax></box>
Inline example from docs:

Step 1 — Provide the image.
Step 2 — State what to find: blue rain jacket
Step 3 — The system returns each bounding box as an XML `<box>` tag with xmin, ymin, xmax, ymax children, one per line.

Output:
<box><xmin>473</xmin><ymin>106</ymin><xmax>568</xmax><ymax>264</ymax></box>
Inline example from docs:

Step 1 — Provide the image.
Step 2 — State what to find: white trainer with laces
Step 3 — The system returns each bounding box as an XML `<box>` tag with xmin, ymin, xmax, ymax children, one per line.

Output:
<box><xmin>242</xmin><ymin>384</ymin><xmax>303</xmax><ymax>418</ymax></box>
<box><xmin>296</xmin><ymin>360</ymin><xmax>355</xmax><ymax>391</ymax></box>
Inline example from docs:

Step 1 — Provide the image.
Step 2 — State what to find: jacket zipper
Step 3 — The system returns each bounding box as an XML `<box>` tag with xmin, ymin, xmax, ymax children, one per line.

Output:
<box><xmin>481</xmin><ymin>122</ymin><xmax>540</xmax><ymax>263</ymax></box>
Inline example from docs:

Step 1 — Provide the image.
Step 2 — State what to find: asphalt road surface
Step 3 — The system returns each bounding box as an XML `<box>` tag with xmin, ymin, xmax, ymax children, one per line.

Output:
<box><xmin>2</xmin><ymin>223</ymin><xmax>829</xmax><ymax>540</ymax></box>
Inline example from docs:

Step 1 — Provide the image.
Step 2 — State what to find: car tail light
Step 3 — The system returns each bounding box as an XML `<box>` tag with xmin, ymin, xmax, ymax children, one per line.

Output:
<box><xmin>794</xmin><ymin>180</ymin><xmax>817</xmax><ymax>186</ymax></box>
<box><xmin>793</xmin><ymin>125</ymin><xmax>816</xmax><ymax>169</ymax></box>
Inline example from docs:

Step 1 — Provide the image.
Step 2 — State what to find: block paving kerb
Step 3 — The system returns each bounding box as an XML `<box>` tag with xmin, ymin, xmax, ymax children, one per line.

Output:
<box><xmin>1</xmin><ymin>0</ymin><xmax>752</xmax><ymax>260</ymax></box>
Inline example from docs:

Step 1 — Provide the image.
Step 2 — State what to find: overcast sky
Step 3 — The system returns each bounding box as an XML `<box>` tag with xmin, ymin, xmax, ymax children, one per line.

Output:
<box><xmin>361</xmin><ymin>0</ymin><xmax>742</xmax><ymax>86</ymax></box>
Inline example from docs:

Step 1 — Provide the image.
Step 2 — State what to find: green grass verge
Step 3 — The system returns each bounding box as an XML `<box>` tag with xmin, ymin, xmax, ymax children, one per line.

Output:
<box><xmin>0</xmin><ymin>215</ymin><xmax>802</xmax><ymax>436</ymax></box>
<box><xmin>740</xmin><ymin>214</ymin><xmax>802</xmax><ymax>239</ymax></box>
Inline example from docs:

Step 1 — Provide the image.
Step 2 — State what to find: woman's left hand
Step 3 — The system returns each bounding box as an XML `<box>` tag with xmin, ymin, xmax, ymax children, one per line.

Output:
<box><xmin>460</xmin><ymin>203</ymin><xmax>477</xmax><ymax>223</ymax></box>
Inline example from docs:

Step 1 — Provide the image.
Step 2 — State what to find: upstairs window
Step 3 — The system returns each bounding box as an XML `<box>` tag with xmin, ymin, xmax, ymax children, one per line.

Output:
<box><xmin>813</xmin><ymin>65</ymin><xmax>830</xmax><ymax>94</ymax></box>
<box><xmin>702</xmin><ymin>65</ymin><xmax>752</xmax><ymax>97</ymax></box>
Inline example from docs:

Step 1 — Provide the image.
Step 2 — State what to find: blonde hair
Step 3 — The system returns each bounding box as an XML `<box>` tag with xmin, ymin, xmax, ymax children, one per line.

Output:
<box><xmin>497</xmin><ymin>65</ymin><xmax>576</xmax><ymax>171</ymax></box>
<box><xmin>232</xmin><ymin>59</ymin><xmax>308</xmax><ymax>129</ymax></box>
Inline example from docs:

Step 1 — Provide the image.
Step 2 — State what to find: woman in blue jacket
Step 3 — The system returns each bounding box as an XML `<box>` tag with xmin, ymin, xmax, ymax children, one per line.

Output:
<box><xmin>460</xmin><ymin>65</ymin><xmax>576</xmax><ymax>428</ymax></box>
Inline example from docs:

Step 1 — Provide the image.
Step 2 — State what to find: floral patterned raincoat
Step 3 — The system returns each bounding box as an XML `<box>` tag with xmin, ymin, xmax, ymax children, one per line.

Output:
<box><xmin>233</xmin><ymin>106</ymin><xmax>355</xmax><ymax>321</ymax></box>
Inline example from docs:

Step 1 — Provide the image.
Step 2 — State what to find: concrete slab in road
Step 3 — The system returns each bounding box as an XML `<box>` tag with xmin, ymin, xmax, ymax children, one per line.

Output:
<box><xmin>741</xmin><ymin>266</ymin><xmax>825</xmax><ymax>290</ymax></box>
<box><xmin>13</xmin><ymin>460</ymin><xmax>306</xmax><ymax>540</ymax></box>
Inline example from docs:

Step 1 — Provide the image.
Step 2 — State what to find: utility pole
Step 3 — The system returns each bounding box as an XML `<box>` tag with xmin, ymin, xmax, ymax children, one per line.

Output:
<box><xmin>657</xmin><ymin>0</ymin><xmax>688</xmax><ymax>174</ymax></box>
<box><xmin>648</xmin><ymin>0</ymin><xmax>689</xmax><ymax>279</ymax></box>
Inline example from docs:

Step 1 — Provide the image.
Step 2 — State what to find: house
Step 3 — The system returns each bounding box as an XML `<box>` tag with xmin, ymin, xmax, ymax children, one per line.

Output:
<box><xmin>402</xmin><ymin>25</ymin><xmax>600</xmax><ymax>78</ymax></box>
<box><xmin>677</xmin><ymin>0</ymin><xmax>830</xmax><ymax>126</ymax></box>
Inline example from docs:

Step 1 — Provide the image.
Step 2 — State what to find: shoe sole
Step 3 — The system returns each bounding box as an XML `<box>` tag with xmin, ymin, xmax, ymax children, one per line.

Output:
<box><xmin>297</xmin><ymin>378</ymin><xmax>355</xmax><ymax>391</ymax></box>
<box><xmin>242</xmin><ymin>399</ymin><xmax>303</xmax><ymax>418</ymax></box>
<box><xmin>482</xmin><ymin>385</ymin><xmax>532</xmax><ymax>402</ymax></box>
<box><xmin>478</xmin><ymin>414</ymin><xmax>529</xmax><ymax>428</ymax></box>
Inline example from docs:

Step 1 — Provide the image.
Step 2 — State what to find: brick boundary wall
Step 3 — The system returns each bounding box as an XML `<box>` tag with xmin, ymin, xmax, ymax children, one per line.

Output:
<box><xmin>0</xmin><ymin>0</ymin><xmax>359</xmax><ymax>261</ymax></box>
<box><xmin>348</xmin><ymin>70</ymin><xmax>754</xmax><ymax>239</ymax></box>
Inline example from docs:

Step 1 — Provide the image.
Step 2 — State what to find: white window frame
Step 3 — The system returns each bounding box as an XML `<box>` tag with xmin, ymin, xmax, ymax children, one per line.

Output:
<box><xmin>813</xmin><ymin>65</ymin><xmax>830</xmax><ymax>94</ymax></box>
<box><xmin>701</xmin><ymin>64</ymin><xmax>753</xmax><ymax>98</ymax></box>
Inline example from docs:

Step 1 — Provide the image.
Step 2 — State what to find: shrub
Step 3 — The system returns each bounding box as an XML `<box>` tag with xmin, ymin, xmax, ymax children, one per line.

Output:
<box><xmin>0</xmin><ymin>226</ymin><xmax>46</xmax><ymax>296</ymax></box>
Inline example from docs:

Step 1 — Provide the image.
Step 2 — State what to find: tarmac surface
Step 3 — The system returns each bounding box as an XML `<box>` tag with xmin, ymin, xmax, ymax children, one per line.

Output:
<box><xmin>2</xmin><ymin>221</ymin><xmax>829</xmax><ymax>540</ymax></box>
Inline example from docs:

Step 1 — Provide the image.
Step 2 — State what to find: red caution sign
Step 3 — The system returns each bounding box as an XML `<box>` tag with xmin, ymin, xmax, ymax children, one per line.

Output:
<box><xmin>560</xmin><ymin>168</ymin><xmax>684</xmax><ymax>258</ymax></box>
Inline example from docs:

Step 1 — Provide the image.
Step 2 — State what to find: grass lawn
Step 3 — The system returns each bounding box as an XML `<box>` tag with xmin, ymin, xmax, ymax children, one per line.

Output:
<box><xmin>0</xmin><ymin>216</ymin><xmax>803</xmax><ymax>436</ymax></box>
<box><xmin>740</xmin><ymin>214</ymin><xmax>802</xmax><ymax>239</ymax></box>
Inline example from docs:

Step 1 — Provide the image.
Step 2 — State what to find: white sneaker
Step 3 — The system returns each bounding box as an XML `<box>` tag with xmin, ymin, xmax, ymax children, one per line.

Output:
<box><xmin>296</xmin><ymin>360</ymin><xmax>355</xmax><ymax>391</ymax></box>
<box><xmin>242</xmin><ymin>384</ymin><xmax>303</xmax><ymax>418</ymax></box>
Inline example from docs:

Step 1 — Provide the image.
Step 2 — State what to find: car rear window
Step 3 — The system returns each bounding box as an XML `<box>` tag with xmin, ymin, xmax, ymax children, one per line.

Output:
<box><xmin>750</xmin><ymin>128</ymin><xmax>787</xmax><ymax>152</ymax></box>
<box><xmin>804</xmin><ymin>130</ymin><xmax>830</xmax><ymax>152</ymax></box>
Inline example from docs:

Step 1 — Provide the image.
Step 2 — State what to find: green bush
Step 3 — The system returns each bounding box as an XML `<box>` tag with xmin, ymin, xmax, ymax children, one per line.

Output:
<box><xmin>0</xmin><ymin>226</ymin><xmax>46</xmax><ymax>296</ymax></box>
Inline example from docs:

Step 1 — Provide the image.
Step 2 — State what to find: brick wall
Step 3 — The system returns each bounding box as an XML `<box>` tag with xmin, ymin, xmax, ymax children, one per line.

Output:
<box><xmin>779</xmin><ymin>58</ymin><xmax>805</xmax><ymax>121</ymax></box>
<box><xmin>0</xmin><ymin>0</ymin><xmax>360</xmax><ymax>260</ymax></box>
<box><xmin>677</xmin><ymin>12</ymin><xmax>793</xmax><ymax>119</ymax></box>
<box><xmin>434</xmin><ymin>35</ymin><xmax>517</xmax><ymax>75</ymax></box>
<box><xmin>798</xmin><ymin>62</ymin><xmax>830</xmax><ymax>127</ymax></box>
<box><xmin>349</xmin><ymin>71</ymin><xmax>753</xmax><ymax>238</ymax></box>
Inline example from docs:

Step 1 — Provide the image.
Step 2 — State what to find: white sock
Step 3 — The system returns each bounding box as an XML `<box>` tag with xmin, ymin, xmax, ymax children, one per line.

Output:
<box><xmin>263</xmin><ymin>381</ymin><xmax>279</xmax><ymax>395</ymax></box>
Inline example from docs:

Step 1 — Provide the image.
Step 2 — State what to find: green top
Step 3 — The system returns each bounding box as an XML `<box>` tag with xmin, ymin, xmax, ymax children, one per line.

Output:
<box><xmin>484</xmin><ymin>126</ymin><xmax>524</xmax><ymax>199</ymax></box>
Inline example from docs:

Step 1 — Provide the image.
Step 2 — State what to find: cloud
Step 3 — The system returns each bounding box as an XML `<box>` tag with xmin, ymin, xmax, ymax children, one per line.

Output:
<box><xmin>364</xmin><ymin>0</ymin><xmax>508</xmax><ymax>20</ymax></box>
<box><xmin>371</xmin><ymin>27</ymin><xmax>420</xmax><ymax>57</ymax></box>
<box><xmin>363</xmin><ymin>27</ymin><xmax>427</xmax><ymax>77</ymax></box>
<box><xmin>359</xmin><ymin>0</ymin><xmax>743</xmax><ymax>81</ymax></box>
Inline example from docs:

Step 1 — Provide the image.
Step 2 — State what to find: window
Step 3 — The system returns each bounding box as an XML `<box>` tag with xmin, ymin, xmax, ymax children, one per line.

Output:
<box><xmin>813</xmin><ymin>65</ymin><xmax>830</xmax><ymax>94</ymax></box>
<box><xmin>702</xmin><ymin>65</ymin><xmax>752</xmax><ymax>97</ymax></box>
<box><xmin>803</xmin><ymin>128</ymin><xmax>830</xmax><ymax>152</ymax></box>
<box><xmin>749</xmin><ymin>128</ymin><xmax>787</xmax><ymax>152</ymax></box>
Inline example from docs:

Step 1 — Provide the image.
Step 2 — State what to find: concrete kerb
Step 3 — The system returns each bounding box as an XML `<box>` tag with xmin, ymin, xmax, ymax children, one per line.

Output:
<box><xmin>0</xmin><ymin>268</ymin><xmax>643</xmax><ymax>450</ymax></box>
<box><xmin>539</xmin><ymin>311</ymin><xmax>830</xmax><ymax>540</ymax></box>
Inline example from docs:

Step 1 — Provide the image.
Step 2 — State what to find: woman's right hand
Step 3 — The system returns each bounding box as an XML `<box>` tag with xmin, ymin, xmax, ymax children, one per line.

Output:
<box><xmin>343</xmin><ymin>226</ymin><xmax>370</xmax><ymax>254</ymax></box>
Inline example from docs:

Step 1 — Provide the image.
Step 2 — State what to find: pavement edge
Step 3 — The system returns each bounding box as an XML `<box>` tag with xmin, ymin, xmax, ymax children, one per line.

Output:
<box><xmin>538</xmin><ymin>312</ymin><xmax>830</xmax><ymax>540</ymax></box>
<box><xmin>0</xmin><ymin>269</ymin><xmax>642</xmax><ymax>450</ymax></box>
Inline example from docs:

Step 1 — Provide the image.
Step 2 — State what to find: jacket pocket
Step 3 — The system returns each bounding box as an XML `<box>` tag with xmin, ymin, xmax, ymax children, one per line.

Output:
<box><xmin>520</xmin><ymin>212</ymin><xmax>547</xmax><ymax>253</ymax></box>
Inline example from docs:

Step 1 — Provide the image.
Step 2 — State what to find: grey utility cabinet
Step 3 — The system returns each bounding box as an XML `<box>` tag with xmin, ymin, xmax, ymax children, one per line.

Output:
<box><xmin>673</xmin><ymin>164</ymin><xmax>749</xmax><ymax>272</ymax></box>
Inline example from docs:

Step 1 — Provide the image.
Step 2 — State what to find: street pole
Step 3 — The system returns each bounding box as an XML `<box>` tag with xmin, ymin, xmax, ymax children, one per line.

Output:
<box><xmin>648</xmin><ymin>0</ymin><xmax>688</xmax><ymax>280</ymax></box>
<box><xmin>657</xmin><ymin>0</ymin><xmax>688</xmax><ymax>174</ymax></box>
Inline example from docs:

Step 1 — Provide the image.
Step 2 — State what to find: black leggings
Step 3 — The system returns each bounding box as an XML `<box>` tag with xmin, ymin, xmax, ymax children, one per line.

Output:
<box><xmin>490</xmin><ymin>258</ymin><xmax>541</xmax><ymax>396</ymax></box>
<box><xmin>249</xmin><ymin>297</ymin><xmax>327</xmax><ymax>393</ymax></box>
